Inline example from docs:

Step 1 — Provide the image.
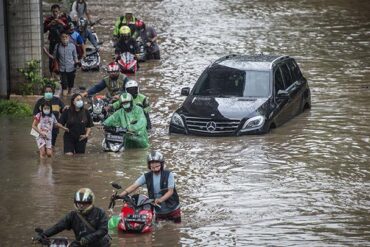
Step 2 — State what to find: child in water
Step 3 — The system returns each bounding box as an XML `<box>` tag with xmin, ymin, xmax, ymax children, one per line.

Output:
<box><xmin>32</xmin><ymin>101</ymin><xmax>69</xmax><ymax>158</ymax></box>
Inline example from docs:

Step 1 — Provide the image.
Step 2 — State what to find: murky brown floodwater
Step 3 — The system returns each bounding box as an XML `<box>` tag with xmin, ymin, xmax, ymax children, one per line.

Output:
<box><xmin>1</xmin><ymin>0</ymin><xmax>370</xmax><ymax>246</ymax></box>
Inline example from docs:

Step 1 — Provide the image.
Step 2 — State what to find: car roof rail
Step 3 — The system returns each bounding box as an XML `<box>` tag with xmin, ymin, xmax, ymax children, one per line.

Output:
<box><xmin>271</xmin><ymin>55</ymin><xmax>290</xmax><ymax>65</ymax></box>
<box><xmin>213</xmin><ymin>54</ymin><xmax>239</xmax><ymax>64</ymax></box>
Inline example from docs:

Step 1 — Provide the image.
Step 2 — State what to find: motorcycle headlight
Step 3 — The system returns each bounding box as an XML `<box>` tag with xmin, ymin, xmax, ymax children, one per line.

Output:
<box><xmin>93</xmin><ymin>105</ymin><xmax>103</xmax><ymax>114</ymax></box>
<box><xmin>241</xmin><ymin>116</ymin><xmax>265</xmax><ymax>131</ymax></box>
<box><xmin>170</xmin><ymin>113</ymin><xmax>185</xmax><ymax>128</ymax></box>
<box><xmin>110</xmin><ymin>143</ymin><xmax>120</xmax><ymax>152</ymax></box>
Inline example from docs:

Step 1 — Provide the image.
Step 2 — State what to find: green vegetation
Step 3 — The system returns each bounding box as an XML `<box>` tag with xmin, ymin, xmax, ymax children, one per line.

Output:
<box><xmin>0</xmin><ymin>99</ymin><xmax>32</xmax><ymax>117</ymax></box>
<box><xmin>18</xmin><ymin>60</ymin><xmax>58</xmax><ymax>95</ymax></box>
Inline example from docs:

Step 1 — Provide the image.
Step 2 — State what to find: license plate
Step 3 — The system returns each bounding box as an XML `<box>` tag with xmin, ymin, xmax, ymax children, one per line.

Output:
<box><xmin>126</xmin><ymin>214</ymin><xmax>146</xmax><ymax>222</ymax></box>
<box><xmin>106</xmin><ymin>134</ymin><xmax>124</xmax><ymax>142</ymax></box>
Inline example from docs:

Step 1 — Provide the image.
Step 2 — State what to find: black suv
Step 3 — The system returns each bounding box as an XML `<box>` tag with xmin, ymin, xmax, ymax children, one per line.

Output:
<box><xmin>169</xmin><ymin>54</ymin><xmax>311</xmax><ymax>136</ymax></box>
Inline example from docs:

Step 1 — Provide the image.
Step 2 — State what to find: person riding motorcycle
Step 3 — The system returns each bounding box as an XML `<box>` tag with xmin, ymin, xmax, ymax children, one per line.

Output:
<box><xmin>114</xmin><ymin>26</ymin><xmax>139</xmax><ymax>58</ymax></box>
<box><xmin>113</xmin><ymin>151</ymin><xmax>181</xmax><ymax>223</ymax></box>
<box><xmin>112</xmin><ymin>80</ymin><xmax>151</xmax><ymax>129</ymax></box>
<box><xmin>82</xmin><ymin>62</ymin><xmax>129</xmax><ymax>99</ymax></box>
<box><xmin>112</xmin><ymin>12</ymin><xmax>138</xmax><ymax>40</ymax></box>
<box><xmin>33</xmin><ymin>188</ymin><xmax>111</xmax><ymax>247</ymax></box>
<box><xmin>103</xmin><ymin>92</ymin><xmax>149</xmax><ymax>148</ymax></box>
<box><xmin>135</xmin><ymin>20</ymin><xmax>160</xmax><ymax>60</ymax></box>
<box><xmin>77</xmin><ymin>17</ymin><xmax>99</xmax><ymax>50</ymax></box>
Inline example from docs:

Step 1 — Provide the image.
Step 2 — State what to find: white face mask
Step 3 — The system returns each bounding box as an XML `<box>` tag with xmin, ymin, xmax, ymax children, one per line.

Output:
<box><xmin>43</xmin><ymin>109</ymin><xmax>51</xmax><ymax>115</ymax></box>
<box><xmin>75</xmin><ymin>100</ymin><xmax>84</xmax><ymax>108</ymax></box>
<box><xmin>122</xmin><ymin>102</ymin><xmax>131</xmax><ymax>109</ymax></box>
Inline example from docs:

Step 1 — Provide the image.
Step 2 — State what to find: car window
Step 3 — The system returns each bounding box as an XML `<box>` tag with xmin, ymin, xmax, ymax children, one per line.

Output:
<box><xmin>192</xmin><ymin>65</ymin><xmax>245</xmax><ymax>97</ymax></box>
<box><xmin>243</xmin><ymin>71</ymin><xmax>270</xmax><ymax>97</ymax></box>
<box><xmin>287</xmin><ymin>59</ymin><xmax>302</xmax><ymax>82</ymax></box>
<box><xmin>280</xmin><ymin>64</ymin><xmax>293</xmax><ymax>89</ymax></box>
<box><xmin>274</xmin><ymin>68</ymin><xmax>285</xmax><ymax>95</ymax></box>
<box><xmin>192</xmin><ymin>65</ymin><xmax>270</xmax><ymax>97</ymax></box>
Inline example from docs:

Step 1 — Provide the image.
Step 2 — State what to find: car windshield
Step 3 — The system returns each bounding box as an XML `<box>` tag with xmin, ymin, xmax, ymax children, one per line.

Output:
<box><xmin>192</xmin><ymin>65</ymin><xmax>270</xmax><ymax>97</ymax></box>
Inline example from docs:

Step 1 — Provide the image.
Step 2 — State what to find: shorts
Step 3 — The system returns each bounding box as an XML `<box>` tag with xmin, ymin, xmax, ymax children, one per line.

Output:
<box><xmin>60</xmin><ymin>71</ymin><xmax>76</xmax><ymax>89</ymax></box>
<box><xmin>36</xmin><ymin>136</ymin><xmax>52</xmax><ymax>149</ymax></box>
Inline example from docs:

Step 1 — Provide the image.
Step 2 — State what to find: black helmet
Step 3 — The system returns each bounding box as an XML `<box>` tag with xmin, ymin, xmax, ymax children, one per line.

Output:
<box><xmin>74</xmin><ymin>188</ymin><xmax>95</xmax><ymax>214</ymax></box>
<box><xmin>147</xmin><ymin>151</ymin><xmax>164</xmax><ymax>169</ymax></box>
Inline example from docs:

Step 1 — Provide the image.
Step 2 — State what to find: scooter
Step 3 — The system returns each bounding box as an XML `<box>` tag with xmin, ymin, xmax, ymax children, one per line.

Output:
<box><xmin>108</xmin><ymin>182</ymin><xmax>158</xmax><ymax>233</ymax></box>
<box><xmin>81</xmin><ymin>45</ymin><xmax>101</xmax><ymax>71</ymax></box>
<box><xmin>102</xmin><ymin>126</ymin><xmax>127</xmax><ymax>152</ymax></box>
<box><xmin>81</xmin><ymin>19</ymin><xmax>103</xmax><ymax>71</ymax></box>
<box><xmin>32</xmin><ymin>228</ymin><xmax>80</xmax><ymax>247</ymax></box>
<box><xmin>87</xmin><ymin>95</ymin><xmax>111</xmax><ymax>125</ymax></box>
<box><xmin>117</xmin><ymin>52</ymin><xmax>138</xmax><ymax>74</ymax></box>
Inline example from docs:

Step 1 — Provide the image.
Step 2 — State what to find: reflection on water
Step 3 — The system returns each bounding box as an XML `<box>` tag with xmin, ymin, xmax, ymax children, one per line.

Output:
<box><xmin>1</xmin><ymin>0</ymin><xmax>370</xmax><ymax>246</ymax></box>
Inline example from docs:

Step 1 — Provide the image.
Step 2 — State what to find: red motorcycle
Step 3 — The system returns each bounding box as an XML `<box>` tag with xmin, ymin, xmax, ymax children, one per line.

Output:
<box><xmin>108</xmin><ymin>182</ymin><xmax>158</xmax><ymax>233</ymax></box>
<box><xmin>116</xmin><ymin>52</ymin><xmax>137</xmax><ymax>74</ymax></box>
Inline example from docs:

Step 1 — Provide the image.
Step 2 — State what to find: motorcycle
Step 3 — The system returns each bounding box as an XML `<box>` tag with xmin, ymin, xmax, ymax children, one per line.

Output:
<box><xmin>116</xmin><ymin>52</ymin><xmax>138</xmax><ymax>74</ymax></box>
<box><xmin>136</xmin><ymin>40</ymin><xmax>146</xmax><ymax>62</ymax></box>
<box><xmin>87</xmin><ymin>95</ymin><xmax>111</xmax><ymax>125</ymax></box>
<box><xmin>32</xmin><ymin>228</ymin><xmax>80</xmax><ymax>247</ymax></box>
<box><xmin>80</xmin><ymin>19</ymin><xmax>103</xmax><ymax>71</ymax></box>
<box><xmin>81</xmin><ymin>45</ymin><xmax>101</xmax><ymax>71</ymax></box>
<box><xmin>102</xmin><ymin>126</ymin><xmax>127</xmax><ymax>152</ymax></box>
<box><xmin>108</xmin><ymin>182</ymin><xmax>158</xmax><ymax>233</ymax></box>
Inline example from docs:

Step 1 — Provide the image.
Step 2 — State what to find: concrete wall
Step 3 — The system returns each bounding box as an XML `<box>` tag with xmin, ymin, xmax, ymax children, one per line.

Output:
<box><xmin>0</xmin><ymin>0</ymin><xmax>9</xmax><ymax>98</ymax></box>
<box><xmin>6</xmin><ymin>0</ymin><xmax>43</xmax><ymax>94</ymax></box>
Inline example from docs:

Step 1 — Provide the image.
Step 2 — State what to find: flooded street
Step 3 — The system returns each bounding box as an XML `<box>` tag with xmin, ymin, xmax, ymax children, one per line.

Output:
<box><xmin>1</xmin><ymin>0</ymin><xmax>370</xmax><ymax>246</ymax></box>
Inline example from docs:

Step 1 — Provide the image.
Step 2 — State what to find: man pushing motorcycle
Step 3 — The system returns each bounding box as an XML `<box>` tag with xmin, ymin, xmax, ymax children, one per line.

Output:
<box><xmin>81</xmin><ymin>62</ymin><xmax>129</xmax><ymax>99</ymax></box>
<box><xmin>102</xmin><ymin>92</ymin><xmax>149</xmax><ymax>148</ymax></box>
<box><xmin>33</xmin><ymin>188</ymin><xmax>111</xmax><ymax>246</ymax></box>
<box><xmin>112</xmin><ymin>151</ymin><xmax>181</xmax><ymax>223</ymax></box>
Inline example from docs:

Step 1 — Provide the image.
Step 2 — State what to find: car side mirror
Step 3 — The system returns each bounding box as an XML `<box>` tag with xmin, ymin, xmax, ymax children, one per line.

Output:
<box><xmin>181</xmin><ymin>87</ymin><xmax>190</xmax><ymax>96</ymax></box>
<box><xmin>277</xmin><ymin>90</ymin><xmax>290</xmax><ymax>99</ymax></box>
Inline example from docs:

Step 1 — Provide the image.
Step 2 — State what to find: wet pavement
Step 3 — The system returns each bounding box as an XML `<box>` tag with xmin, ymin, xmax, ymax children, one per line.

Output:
<box><xmin>1</xmin><ymin>0</ymin><xmax>370</xmax><ymax>246</ymax></box>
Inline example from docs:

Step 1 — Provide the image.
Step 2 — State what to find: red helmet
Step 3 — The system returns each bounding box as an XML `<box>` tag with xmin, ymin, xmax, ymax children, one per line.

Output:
<box><xmin>135</xmin><ymin>20</ymin><xmax>145</xmax><ymax>29</ymax></box>
<box><xmin>107</xmin><ymin>62</ymin><xmax>119</xmax><ymax>73</ymax></box>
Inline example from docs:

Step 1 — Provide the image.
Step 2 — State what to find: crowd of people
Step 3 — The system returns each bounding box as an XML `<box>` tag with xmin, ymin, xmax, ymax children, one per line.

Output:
<box><xmin>38</xmin><ymin>0</ymin><xmax>160</xmax><ymax>154</ymax></box>
<box><xmin>33</xmin><ymin>1</ymin><xmax>179</xmax><ymax>245</ymax></box>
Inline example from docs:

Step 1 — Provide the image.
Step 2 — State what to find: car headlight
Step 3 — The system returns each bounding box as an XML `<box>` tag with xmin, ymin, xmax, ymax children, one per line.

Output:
<box><xmin>170</xmin><ymin>113</ymin><xmax>185</xmax><ymax>128</ymax></box>
<box><xmin>241</xmin><ymin>116</ymin><xmax>265</xmax><ymax>131</ymax></box>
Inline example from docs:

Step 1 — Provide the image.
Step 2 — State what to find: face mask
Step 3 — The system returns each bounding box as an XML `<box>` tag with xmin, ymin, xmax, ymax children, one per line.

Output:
<box><xmin>44</xmin><ymin>92</ymin><xmax>53</xmax><ymax>100</ymax></box>
<box><xmin>122</xmin><ymin>102</ymin><xmax>131</xmax><ymax>109</ymax></box>
<box><xmin>43</xmin><ymin>109</ymin><xmax>51</xmax><ymax>115</ymax></box>
<box><xmin>75</xmin><ymin>100</ymin><xmax>84</xmax><ymax>108</ymax></box>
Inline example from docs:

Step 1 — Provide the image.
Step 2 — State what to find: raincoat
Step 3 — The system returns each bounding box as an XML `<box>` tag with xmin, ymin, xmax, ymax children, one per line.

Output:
<box><xmin>103</xmin><ymin>105</ymin><xmax>149</xmax><ymax>148</ymax></box>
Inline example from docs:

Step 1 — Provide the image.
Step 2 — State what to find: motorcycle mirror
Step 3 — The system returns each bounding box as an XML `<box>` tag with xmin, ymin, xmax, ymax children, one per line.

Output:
<box><xmin>111</xmin><ymin>182</ymin><xmax>122</xmax><ymax>190</ymax></box>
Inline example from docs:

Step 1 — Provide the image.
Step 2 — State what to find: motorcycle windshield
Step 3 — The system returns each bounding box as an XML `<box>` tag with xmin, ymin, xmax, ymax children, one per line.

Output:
<box><xmin>131</xmin><ymin>194</ymin><xmax>151</xmax><ymax>207</ymax></box>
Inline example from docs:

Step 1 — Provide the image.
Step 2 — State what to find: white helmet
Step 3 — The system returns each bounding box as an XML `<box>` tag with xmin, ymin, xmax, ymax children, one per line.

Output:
<box><xmin>125</xmin><ymin>80</ymin><xmax>138</xmax><ymax>89</ymax></box>
<box><xmin>125</xmin><ymin>80</ymin><xmax>139</xmax><ymax>96</ymax></box>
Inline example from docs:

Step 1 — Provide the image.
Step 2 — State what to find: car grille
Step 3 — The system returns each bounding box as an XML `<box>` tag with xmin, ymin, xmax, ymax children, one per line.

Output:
<box><xmin>184</xmin><ymin>116</ymin><xmax>240</xmax><ymax>134</ymax></box>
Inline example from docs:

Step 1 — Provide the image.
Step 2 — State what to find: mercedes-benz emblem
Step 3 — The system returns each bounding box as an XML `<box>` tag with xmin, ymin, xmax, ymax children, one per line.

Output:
<box><xmin>206</xmin><ymin>121</ymin><xmax>217</xmax><ymax>132</ymax></box>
